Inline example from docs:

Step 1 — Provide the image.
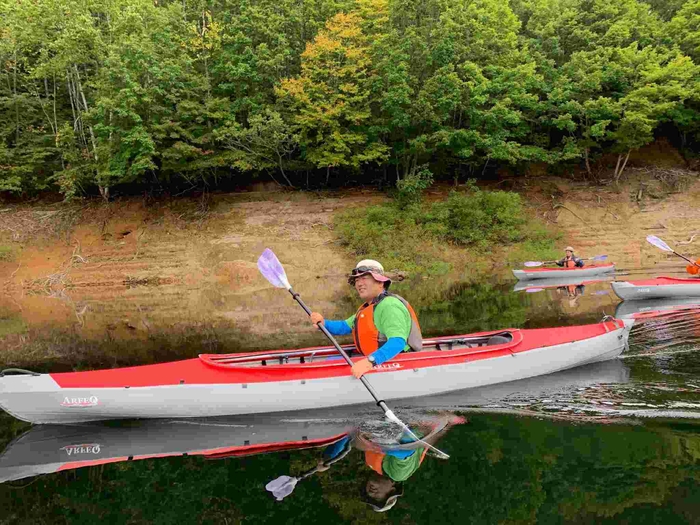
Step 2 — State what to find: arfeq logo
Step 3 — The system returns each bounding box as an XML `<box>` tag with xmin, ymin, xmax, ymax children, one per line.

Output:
<box><xmin>61</xmin><ymin>396</ymin><xmax>99</xmax><ymax>408</ymax></box>
<box><xmin>61</xmin><ymin>444</ymin><xmax>101</xmax><ymax>456</ymax></box>
<box><xmin>375</xmin><ymin>363</ymin><xmax>401</xmax><ymax>371</ymax></box>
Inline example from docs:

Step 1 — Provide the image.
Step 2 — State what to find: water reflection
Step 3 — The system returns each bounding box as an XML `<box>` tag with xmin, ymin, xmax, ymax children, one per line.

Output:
<box><xmin>0</xmin><ymin>413</ymin><xmax>355</xmax><ymax>484</ymax></box>
<box><xmin>3</xmin><ymin>266</ymin><xmax>700</xmax><ymax>521</ymax></box>
<box><xmin>265</xmin><ymin>414</ymin><xmax>464</xmax><ymax>512</ymax></box>
<box><xmin>2</xmin><ymin>411</ymin><xmax>700</xmax><ymax>523</ymax></box>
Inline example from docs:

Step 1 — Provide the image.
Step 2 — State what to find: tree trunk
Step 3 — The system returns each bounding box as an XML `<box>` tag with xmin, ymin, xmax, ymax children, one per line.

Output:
<box><xmin>275</xmin><ymin>151</ymin><xmax>294</xmax><ymax>187</ymax></box>
<box><xmin>614</xmin><ymin>149</ymin><xmax>631</xmax><ymax>183</ymax></box>
<box><xmin>13</xmin><ymin>50</ymin><xmax>19</xmax><ymax>144</ymax></box>
<box><xmin>584</xmin><ymin>147</ymin><xmax>591</xmax><ymax>176</ymax></box>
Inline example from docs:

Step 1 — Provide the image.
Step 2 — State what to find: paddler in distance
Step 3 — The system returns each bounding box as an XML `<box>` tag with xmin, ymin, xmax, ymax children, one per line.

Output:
<box><xmin>310</xmin><ymin>260</ymin><xmax>422</xmax><ymax>379</ymax></box>
<box><xmin>556</xmin><ymin>246</ymin><xmax>584</xmax><ymax>268</ymax></box>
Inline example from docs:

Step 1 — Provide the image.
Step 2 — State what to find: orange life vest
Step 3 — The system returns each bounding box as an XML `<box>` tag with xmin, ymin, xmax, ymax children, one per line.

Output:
<box><xmin>364</xmin><ymin>449</ymin><xmax>428</xmax><ymax>476</ymax></box>
<box><xmin>352</xmin><ymin>293</ymin><xmax>422</xmax><ymax>356</ymax></box>
<box><xmin>565</xmin><ymin>257</ymin><xmax>576</xmax><ymax>268</ymax></box>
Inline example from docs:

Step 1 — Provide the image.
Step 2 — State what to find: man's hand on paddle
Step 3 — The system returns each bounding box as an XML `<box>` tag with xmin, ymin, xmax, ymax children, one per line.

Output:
<box><xmin>351</xmin><ymin>358</ymin><xmax>374</xmax><ymax>379</ymax></box>
<box><xmin>309</xmin><ymin>311</ymin><xmax>373</xmax><ymax>378</ymax></box>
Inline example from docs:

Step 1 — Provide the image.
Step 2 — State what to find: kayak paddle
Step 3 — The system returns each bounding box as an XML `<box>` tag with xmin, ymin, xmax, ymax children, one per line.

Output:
<box><xmin>266</xmin><ymin>436</ymin><xmax>353</xmax><ymax>500</ymax></box>
<box><xmin>523</xmin><ymin>254</ymin><xmax>608</xmax><ymax>267</ymax></box>
<box><xmin>646</xmin><ymin>235</ymin><xmax>700</xmax><ymax>268</ymax></box>
<box><xmin>257</xmin><ymin>248</ymin><xmax>449</xmax><ymax>460</ymax></box>
<box><xmin>266</xmin><ymin>463</ymin><xmax>329</xmax><ymax>501</ymax></box>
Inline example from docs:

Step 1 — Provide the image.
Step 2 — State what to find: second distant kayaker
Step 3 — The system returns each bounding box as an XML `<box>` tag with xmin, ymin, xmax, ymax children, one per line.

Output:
<box><xmin>556</xmin><ymin>246</ymin><xmax>584</xmax><ymax>268</ymax></box>
<box><xmin>310</xmin><ymin>260</ymin><xmax>422</xmax><ymax>379</ymax></box>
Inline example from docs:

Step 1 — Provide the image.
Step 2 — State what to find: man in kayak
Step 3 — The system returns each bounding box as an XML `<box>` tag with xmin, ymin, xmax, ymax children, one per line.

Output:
<box><xmin>310</xmin><ymin>260</ymin><xmax>422</xmax><ymax>379</ymax></box>
<box><xmin>556</xmin><ymin>246</ymin><xmax>584</xmax><ymax>268</ymax></box>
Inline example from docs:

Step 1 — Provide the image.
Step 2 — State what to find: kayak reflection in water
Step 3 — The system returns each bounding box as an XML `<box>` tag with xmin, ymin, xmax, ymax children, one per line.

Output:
<box><xmin>266</xmin><ymin>414</ymin><xmax>465</xmax><ymax>511</ymax></box>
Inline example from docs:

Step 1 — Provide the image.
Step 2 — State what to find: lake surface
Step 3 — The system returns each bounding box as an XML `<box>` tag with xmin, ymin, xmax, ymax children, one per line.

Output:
<box><xmin>1</xmin><ymin>264</ymin><xmax>700</xmax><ymax>524</ymax></box>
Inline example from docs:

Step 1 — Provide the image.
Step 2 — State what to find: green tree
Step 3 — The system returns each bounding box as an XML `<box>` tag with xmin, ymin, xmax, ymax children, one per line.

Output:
<box><xmin>276</xmin><ymin>9</ymin><xmax>389</xmax><ymax>172</ymax></box>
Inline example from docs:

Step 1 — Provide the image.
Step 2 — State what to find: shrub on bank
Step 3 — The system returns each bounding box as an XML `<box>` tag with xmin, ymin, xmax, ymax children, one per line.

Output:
<box><xmin>335</xmin><ymin>184</ymin><xmax>556</xmax><ymax>276</ymax></box>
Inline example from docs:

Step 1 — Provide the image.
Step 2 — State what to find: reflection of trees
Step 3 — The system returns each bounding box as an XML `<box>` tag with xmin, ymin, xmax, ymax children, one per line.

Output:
<box><xmin>2</xmin><ymin>415</ymin><xmax>700</xmax><ymax>523</ymax></box>
<box><xmin>403</xmin><ymin>282</ymin><xmax>528</xmax><ymax>337</ymax></box>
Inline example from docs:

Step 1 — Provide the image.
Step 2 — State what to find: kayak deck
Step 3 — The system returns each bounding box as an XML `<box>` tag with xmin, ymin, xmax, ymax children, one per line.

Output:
<box><xmin>201</xmin><ymin>331</ymin><xmax>517</xmax><ymax>368</ymax></box>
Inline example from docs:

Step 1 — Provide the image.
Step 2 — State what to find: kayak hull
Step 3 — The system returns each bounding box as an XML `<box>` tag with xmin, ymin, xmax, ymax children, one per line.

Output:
<box><xmin>0</xmin><ymin>321</ymin><xmax>632</xmax><ymax>424</ymax></box>
<box><xmin>513</xmin><ymin>264</ymin><xmax>616</xmax><ymax>281</ymax></box>
<box><xmin>612</xmin><ymin>277</ymin><xmax>700</xmax><ymax>300</ymax></box>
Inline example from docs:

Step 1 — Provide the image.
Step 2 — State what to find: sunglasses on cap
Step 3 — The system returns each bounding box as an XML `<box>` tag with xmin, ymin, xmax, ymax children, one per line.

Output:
<box><xmin>350</xmin><ymin>266</ymin><xmax>384</xmax><ymax>276</ymax></box>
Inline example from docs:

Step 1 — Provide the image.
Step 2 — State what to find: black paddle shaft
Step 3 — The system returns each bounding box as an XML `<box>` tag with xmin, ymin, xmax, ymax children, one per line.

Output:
<box><xmin>288</xmin><ymin>288</ymin><xmax>388</xmax><ymax>410</ymax></box>
<box><xmin>673</xmin><ymin>250</ymin><xmax>700</xmax><ymax>268</ymax></box>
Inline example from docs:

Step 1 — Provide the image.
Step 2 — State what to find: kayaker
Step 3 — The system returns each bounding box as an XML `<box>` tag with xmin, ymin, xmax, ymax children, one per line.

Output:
<box><xmin>310</xmin><ymin>259</ymin><xmax>422</xmax><ymax>379</ymax></box>
<box><xmin>556</xmin><ymin>247</ymin><xmax>584</xmax><ymax>268</ymax></box>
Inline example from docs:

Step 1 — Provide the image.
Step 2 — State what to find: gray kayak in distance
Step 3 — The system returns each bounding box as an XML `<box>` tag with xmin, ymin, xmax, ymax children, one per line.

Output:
<box><xmin>512</xmin><ymin>264</ymin><xmax>616</xmax><ymax>281</ymax></box>
<box><xmin>612</xmin><ymin>277</ymin><xmax>700</xmax><ymax>301</ymax></box>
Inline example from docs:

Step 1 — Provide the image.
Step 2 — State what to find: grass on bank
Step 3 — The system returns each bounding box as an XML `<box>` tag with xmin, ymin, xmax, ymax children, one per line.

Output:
<box><xmin>334</xmin><ymin>178</ymin><xmax>560</xmax><ymax>278</ymax></box>
<box><xmin>0</xmin><ymin>245</ymin><xmax>15</xmax><ymax>262</ymax></box>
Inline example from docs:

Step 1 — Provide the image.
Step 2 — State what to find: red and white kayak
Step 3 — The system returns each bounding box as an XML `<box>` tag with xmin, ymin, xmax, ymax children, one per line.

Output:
<box><xmin>512</xmin><ymin>264</ymin><xmax>616</xmax><ymax>281</ymax></box>
<box><xmin>0</xmin><ymin>320</ymin><xmax>632</xmax><ymax>424</ymax></box>
<box><xmin>612</xmin><ymin>277</ymin><xmax>700</xmax><ymax>301</ymax></box>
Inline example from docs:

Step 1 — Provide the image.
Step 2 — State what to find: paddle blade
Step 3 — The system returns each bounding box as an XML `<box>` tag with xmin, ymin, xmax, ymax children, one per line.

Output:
<box><xmin>646</xmin><ymin>235</ymin><xmax>673</xmax><ymax>252</ymax></box>
<box><xmin>592</xmin><ymin>255</ymin><xmax>608</xmax><ymax>261</ymax></box>
<box><xmin>257</xmin><ymin>249</ymin><xmax>291</xmax><ymax>290</ymax></box>
<box><xmin>266</xmin><ymin>476</ymin><xmax>298</xmax><ymax>501</ymax></box>
<box><xmin>523</xmin><ymin>261</ymin><xmax>544</xmax><ymax>267</ymax></box>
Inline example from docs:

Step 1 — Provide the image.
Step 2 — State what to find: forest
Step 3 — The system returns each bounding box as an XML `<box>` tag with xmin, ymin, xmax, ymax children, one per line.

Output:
<box><xmin>1</xmin><ymin>0</ymin><xmax>698</xmax><ymax>198</ymax></box>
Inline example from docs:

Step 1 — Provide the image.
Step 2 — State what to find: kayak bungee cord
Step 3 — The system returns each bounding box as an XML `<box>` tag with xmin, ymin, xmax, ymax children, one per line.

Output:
<box><xmin>257</xmin><ymin>248</ymin><xmax>450</xmax><ymax>460</ymax></box>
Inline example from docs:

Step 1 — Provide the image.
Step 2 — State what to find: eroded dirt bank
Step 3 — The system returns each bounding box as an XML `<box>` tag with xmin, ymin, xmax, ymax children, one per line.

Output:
<box><xmin>1</xmin><ymin>168</ymin><xmax>699</xmax><ymax>368</ymax></box>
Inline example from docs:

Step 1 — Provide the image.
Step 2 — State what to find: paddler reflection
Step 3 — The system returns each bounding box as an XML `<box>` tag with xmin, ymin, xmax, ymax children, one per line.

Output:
<box><xmin>266</xmin><ymin>414</ymin><xmax>465</xmax><ymax>511</ymax></box>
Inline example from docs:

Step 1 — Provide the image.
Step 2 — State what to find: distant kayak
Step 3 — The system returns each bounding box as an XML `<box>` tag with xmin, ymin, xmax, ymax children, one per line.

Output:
<box><xmin>0</xmin><ymin>320</ymin><xmax>632</xmax><ymax>424</ymax></box>
<box><xmin>612</xmin><ymin>277</ymin><xmax>700</xmax><ymax>300</ymax></box>
<box><xmin>512</xmin><ymin>264</ymin><xmax>616</xmax><ymax>281</ymax></box>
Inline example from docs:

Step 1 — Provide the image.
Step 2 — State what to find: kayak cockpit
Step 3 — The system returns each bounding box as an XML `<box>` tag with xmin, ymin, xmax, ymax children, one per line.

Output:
<box><xmin>199</xmin><ymin>331</ymin><xmax>519</xmax><ymax>369</ymax></box>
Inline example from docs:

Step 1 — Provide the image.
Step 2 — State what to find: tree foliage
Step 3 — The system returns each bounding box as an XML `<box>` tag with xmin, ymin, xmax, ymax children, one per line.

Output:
<box><xmin>1</xmin><ymin>0</ymin><xmax>700</xmax><ymax>197</ymax></box>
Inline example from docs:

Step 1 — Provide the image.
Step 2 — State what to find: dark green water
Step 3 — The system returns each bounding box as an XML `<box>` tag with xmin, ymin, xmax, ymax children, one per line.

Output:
<box><xmin>2</xmin><ymin>268</ymin><xmax>700</xmax><ymax>524</ymax></box>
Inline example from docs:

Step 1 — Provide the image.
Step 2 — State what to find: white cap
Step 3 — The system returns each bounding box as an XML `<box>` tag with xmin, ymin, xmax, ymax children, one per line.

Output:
<box><xmin>355</xmin><ymin>259</ymin><xmax>384</xmax><ymax>273</ymax></box>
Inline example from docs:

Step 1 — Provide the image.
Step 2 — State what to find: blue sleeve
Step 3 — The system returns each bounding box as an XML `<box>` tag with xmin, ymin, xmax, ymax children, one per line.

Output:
<box><xmin>576</xmin><ymin>259</ymin><xmax>584</xmax><ymax>267</ymax></box>
<box><xmin>323</xmin><ymin>320</ymin><xmax>352</xmax><ymax>336</ymax></box>
<box><xmin>370</xmin><ymin>337</ymin><xmax>406</xmax><ymax>366</ymax></box>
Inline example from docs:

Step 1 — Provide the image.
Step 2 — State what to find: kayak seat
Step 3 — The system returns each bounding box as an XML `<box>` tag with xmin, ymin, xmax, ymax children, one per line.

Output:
<box><xmin>486</xmin><ymin>334</ymin><xmax>513</xmax><ymax>346</ymax></box>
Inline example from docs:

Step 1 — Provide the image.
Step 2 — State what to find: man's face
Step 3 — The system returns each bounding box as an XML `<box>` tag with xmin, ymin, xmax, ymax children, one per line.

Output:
<box><xmin>366</xmin><ymin>476</ymin><xmax>395</xmax><ymax>501</ymax></box>
<box><xmin>566</xmin><ymin>250</ymin><xmax>573</xmax><ymax>257</ymax></box>
<box><xmin>354</xmin><ymin>273</ymin><xmax>384</xmax><ymax>302</ymax></box>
